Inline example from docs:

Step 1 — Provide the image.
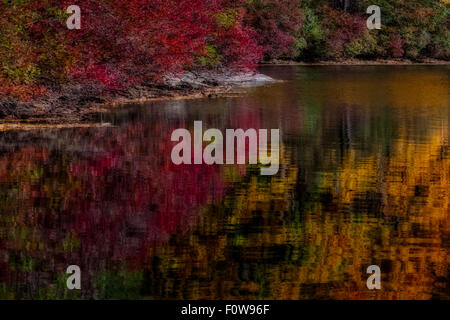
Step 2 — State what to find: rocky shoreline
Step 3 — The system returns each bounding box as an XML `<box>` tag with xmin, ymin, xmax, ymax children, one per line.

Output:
<box><xmin>1</xmin><ymin>60</ymin><xmax>448</xmax><ymax>127</ymax></box>
<box><xmin>0</xmin><ymin>71</ymin><xmax>275</xmax><ymax>126</ymax></box>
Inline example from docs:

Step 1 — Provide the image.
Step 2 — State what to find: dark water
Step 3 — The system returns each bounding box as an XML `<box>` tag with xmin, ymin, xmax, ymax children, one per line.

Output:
<box><xmin>0</xmin><ymin>66</ymin><xmax>449</xmax><ymax>299</ymax></box>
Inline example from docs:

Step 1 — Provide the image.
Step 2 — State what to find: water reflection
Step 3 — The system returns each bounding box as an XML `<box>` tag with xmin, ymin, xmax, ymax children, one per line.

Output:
<box><xmin>0</xmin><ymin>66</ymin><xmax>448</xmax><ymax>299</ymax></box>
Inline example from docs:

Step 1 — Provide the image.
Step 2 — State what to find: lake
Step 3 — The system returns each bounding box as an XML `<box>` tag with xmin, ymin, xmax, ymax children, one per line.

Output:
<box><xmin>0</xmin><ymin>65</ymin><xmax>448</xmax><ymax>299</ymax></box>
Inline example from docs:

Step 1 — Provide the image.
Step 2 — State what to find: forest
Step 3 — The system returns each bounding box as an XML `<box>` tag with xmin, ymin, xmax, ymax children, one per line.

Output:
<box><xmin>0</xmin><ymin>0</ymin><xmax>449</xmax><ymax>101</ymax></box>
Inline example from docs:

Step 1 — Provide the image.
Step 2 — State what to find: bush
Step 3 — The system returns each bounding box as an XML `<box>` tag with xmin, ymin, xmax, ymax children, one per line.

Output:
<box><xmin>0</xmin><ymin>0</ymin><xmax>70</xmax><ymax>99</ymax></box>
<box><xmin>389</xmin><ymin>33</ymin><xmax>405</xmax><ymax>57</ymax></box>
<box><xmin>295</xmin><ymin>6</ymin><xmax>325</xmax><ymax>60</ymax></box>
<box><xmin>243</xmin><ymin>0</ymin><xmax>303</xmax><ymax>60</ymax></box>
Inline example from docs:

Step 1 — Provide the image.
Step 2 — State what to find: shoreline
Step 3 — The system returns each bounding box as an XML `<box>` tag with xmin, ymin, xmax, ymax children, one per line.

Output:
<box><xmin>0</xmin><ymin>84</ymin><xmax>239</xmax><ymax>128</ymax></box>
<box><xmin>1</xmin><ymin>60</ymin><xmax>449</xmax><ymax>130</ymax></box>
<box><xmin>261</xmin><ymin>58</ymin><xmax>450</xmax><ymax>66</ymax></box>
<box><xmin>0</xmin><ymin>71</ymin><xmax>275</xmax><ymax>130</ymax></box>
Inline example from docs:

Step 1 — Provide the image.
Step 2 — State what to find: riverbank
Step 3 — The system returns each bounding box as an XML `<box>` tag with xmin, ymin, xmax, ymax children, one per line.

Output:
<box><xmin>0</xmin><ymin>71</ymin><xmax>275</xmax><ymax>127</ymax></box>
<box><xmin>262</xmin><ymin>58</ymin><xmax>450</xmax><ymax>66</ymax></box>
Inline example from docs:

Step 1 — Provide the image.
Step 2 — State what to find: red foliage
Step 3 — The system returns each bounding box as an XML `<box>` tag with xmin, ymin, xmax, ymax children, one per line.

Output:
<box><xmin>243</xmin><ymin>0</ymin><xmax>303</xmax><ymax>59</ymax></box>
<box><xmin>322</xmin><ymin>7</ymin><xmax>366</xmax><ymax>58</ymax></box>
<box><xmin>389</xmin><ymin>34</ymin><xmax>405</xmax><ymax>58</ymax></box>
<box><xmin>62</xmin><ymin>0</ymin><xmax>262</xmax><ymax>87</ymax></box>
<box><xmin>0</xmin><ymin>0</ymin><xmax>263</xmax><ymax>98</ymax></box>
<box><xmin>0</xmin><ymin>83</ymin><xmax>47</xmax><ymax>102</ymax></box>
<box><xmin>214</xmin><ymin>8</ymin><xmax>263</xmax><ymax>69</ymax></box>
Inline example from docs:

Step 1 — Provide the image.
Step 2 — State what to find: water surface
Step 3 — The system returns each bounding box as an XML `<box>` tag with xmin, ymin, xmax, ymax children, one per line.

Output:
<box><xmin>0</xmin><ymin>65</ymin><xmax>449</xmax><ymax>299</ymax></box>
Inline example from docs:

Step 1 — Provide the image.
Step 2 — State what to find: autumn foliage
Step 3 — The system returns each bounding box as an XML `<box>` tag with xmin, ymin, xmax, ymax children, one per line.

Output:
<box><xmin>0</xmin><ymin>0</ymin><xmax>264</xmax><ymax>100</ymax></box>
<box><xmin>0</xmin><ymin>0</ymin><xmax>449</xmax><ymax>100</ymax></box>
<box><xmin>296</xmin><ymin>0</ymin><xmax>449</xmax><ymax>61</ymax></box>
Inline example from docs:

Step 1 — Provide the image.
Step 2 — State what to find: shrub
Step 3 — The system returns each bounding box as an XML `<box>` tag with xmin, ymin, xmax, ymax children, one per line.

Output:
<box><xmin>295</xmin><ymin>6</ymin><xmax>325</xmax><ymax>60</ymax></box>
<box><xmin>0</xmin><ymin>0</ymin><xmax>69</xmax><ymax>99</ymax></box>
<box><xmin>389</xmin><ymin>34</ymin><xmax>405</xmax><ymax>58</ymax></box>
<box><xmin>321</xmin><ymin>7</ymin><xmax>366</xmax><ymax>59</ymax></box>
<box><xmin>243</xmin><ymin>0</ymin><xmax>303</xmax><ymax>60</ymax></box>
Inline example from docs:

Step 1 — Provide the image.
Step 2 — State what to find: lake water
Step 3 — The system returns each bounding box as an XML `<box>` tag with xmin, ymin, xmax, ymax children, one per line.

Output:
<box><xmin>0</xmin><ymin>65</ymin><xmax>448</xmax><ymax>299</ymax></box>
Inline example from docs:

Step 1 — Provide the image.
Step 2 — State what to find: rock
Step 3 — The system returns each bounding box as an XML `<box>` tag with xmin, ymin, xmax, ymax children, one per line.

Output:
<box><xmin>164</xmin><ymin>70</ymin><xmax>275</xmax><ymax>88</ymax></box>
